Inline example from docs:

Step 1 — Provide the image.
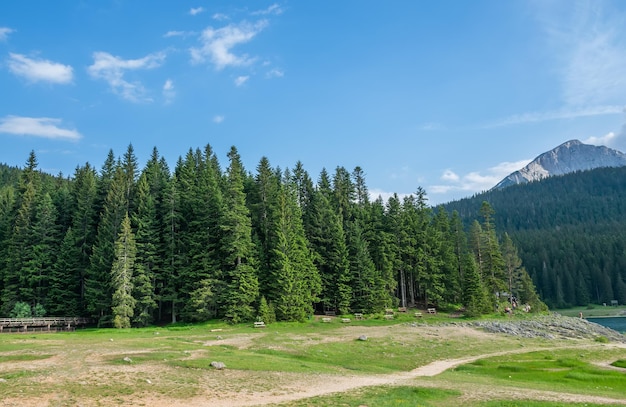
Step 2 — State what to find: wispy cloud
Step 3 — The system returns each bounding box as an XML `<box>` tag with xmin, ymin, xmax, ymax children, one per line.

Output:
<box><xmin>488</xmin><ymin>2</ymin><xmax>626</xmax><ymax>128</ymax></box>
<box><xmin>163</xmin><ymin>79</ymin><xmax>175</xmax><ymax>104</ymax></box>
<box><xmin>234</xmin><ymin>75</ymin><xmax>249</xmax><ymax>87</ymax></box>
<box><xmin>213</xmin><ymin>115</ymin><xmax>225</xmax><ymax>124</ymax></box>
<box><xmin>484</xmin><ymin>105</ymin><xmax>624</xmax><ymax>128</ymax></box>
<box><xmin>163</xmin><ymin>30</ymin><xmax>185</xmax><ymax>38</ymax></box>
<box><xmin>252</xmin><ymin>4</ymin><xmax>284</xmax><ymax>16</ymax></box>
<box><xmin>550</xmin><ymin>1</ymin><xmax>626</xmax><ymax>107</ymax></box>
<box><xmin>189</xmin><ymin>7</ymin><xmax>205</xmax><ymax>16</ymax></box>
<box><xmin>419</xmin><ymin>122</ymin><xmax>445</xmax><ymax>131</ymax></box>
<box><xmin>429</xmin><ymin>159</ymin><xmax>531</xmax><ymax>196</ymax></box>
<box><xmin>0</xmin><ymin>27</ymin><xmax>14</xmax><ymax>41</ymax></box>
<box><xmin>266</xmin><ymin>68</ymin><xmax>284</xmax><ymax>78</ymax></box>
<box><xmin>584</xmin><ymin>131</ymin><xmax>617</xmax><ymax>147</ymax></box>
<box><xmin>368</xmin><ymin>188</ymin><xmax>411</xmax><ymax>204</ymax></box>
<box><xmin>0</xmin><ymin>116</ymin><xmax>82</xmax><ymax>141</ymax></box>
<box><xmin>87</xmin><ymin>51</ymin><xmax>166</xmax><ymax>102</ymax></box>
<box><xmin>190</xmin><ymin>20</ymin><xmax>269</xmax><ymax>70</ymax></box>
<box><xmin>7</xmin><ymin>53</ymin><xmax>73</xmax><ymax>84</ymax></box>
<box><xmin>213</xmin><ymin>13</ymin><xmax>229</xmax><ymax>21</ymax></box>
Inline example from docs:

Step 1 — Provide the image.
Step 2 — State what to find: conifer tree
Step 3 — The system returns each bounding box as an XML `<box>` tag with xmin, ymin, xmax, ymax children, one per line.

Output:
<box><xmin>1</xmin><ymin>152</ymin><xmax>40</xmax><ymax>315</ymax></box>
<box><xmin>87</xmin><ymin>163</ymin><xmax>128</xmax><ymax>324</ymax></box>
<box><xmin>479</xmin><ymin>202</ymin><xmax>506</xmax><ymax>300</ymax></box>
<box><xmin>219</xmin><ymin>147</ymin><xmax>259</xmax><ymax>322</ymax></box>
<box><xmin>132</xmin><ymin>174</ymin><xmax>159</xmax><ymax>326</ymax></box>
<box><xmin>249</xmin><ymin>157</ymin><xmax>281</xmax><ymax>300</ymax></box>
<box><xmin>269</xmin><ymin>173</ymin><xmax>321</xmax><ymax>321</ymax></box>
<box><xmin>462</xmin><ymin>253</ymin><xmax>491</xmax><ymax>316</ymax></box>
<box><xmin>27</xmin><ymin>192</ymin><xmax>59</xmax><ymax>310</ymax></box>
<box><xmin>111</xmin><ymin>214</ymin><xmax>136</xmax><ymax>328</ymax></box>
<box><xmin>48</xmin><ymin>164</ymin><xmax>97</xmax><ymax>315</ymax></box>
<box><xmin>364</xmin><ymin>197</ymin><xmax>396</xmax><ymax>309</ymax></box>
<box><xmin>161</xmin><ymin>173</ymin><xmax>183</xmax><ymax>322</ymax></box>
<box><xmin>306</xmin><ymin>169</ymin><xmax>351</xmax><ymax>314</ymax></box>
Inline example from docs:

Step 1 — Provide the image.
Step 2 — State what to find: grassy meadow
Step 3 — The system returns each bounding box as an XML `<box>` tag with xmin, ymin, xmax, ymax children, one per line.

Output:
<box><xmin>0</xmin><ymin>312</ymin><xmax>625</xmax><ymax>406</ymax></box>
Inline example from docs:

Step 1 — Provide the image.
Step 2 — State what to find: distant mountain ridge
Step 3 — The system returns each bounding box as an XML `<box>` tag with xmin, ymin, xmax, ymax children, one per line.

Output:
<box><xmin>493</xmin><ymin>139</ymin><xmax>626</xmax><ymax>189</ymax></box>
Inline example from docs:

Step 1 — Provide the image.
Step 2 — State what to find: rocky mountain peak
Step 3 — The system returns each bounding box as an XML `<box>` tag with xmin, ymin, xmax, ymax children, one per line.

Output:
<box><xmin>493</xmin><ymin>139</ymin><xmax>626</xmax><ymax>189</ymax></box>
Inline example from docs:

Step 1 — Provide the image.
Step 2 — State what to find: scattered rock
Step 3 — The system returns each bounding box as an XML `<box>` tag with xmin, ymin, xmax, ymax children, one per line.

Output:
<box><xmin>123</xmin><ymin>356</ymin><xmax>133</xmax><ymax>364</ymax></box>
<box><xmin>433</xmin><ymin>313</ymin><xmax>625</xmax><ymax>343</ymax></box>
<box><xmin>358</xmin><ymin>335</ymin><xmax>368</xmax><ymax>341</ymax></box>
<box><xmin>210</xmin><ymin>361</ymin><xmax>226</xmax><ymax>370</ymax></box>
<box><xmin>146</xmin><ymin>379</ymin><xmax>152</xmax><ymax>384</ymax></box>
<box><xmin>0</xmin><ymin>378</ymin><xmax>7</xmax><ymax>383</ymax></box>
<box><xmin>216</xmin><ymin>335</ymin><xmax>223</xmax><ymax>340</ymax></box>
<box><xmin>109</xmin><ymin>338</ymin><xmax>114</xmax><ymax>342</ymax></box>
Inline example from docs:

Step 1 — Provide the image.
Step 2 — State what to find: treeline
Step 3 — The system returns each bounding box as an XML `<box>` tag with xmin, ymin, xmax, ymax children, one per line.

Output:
<box><xmin>445</xmin><ymin>166</ymin><xmax>626</xmax><ymax>308</ymax></box>
<box><xmin>0</xmin><ymin>145</ymin><xmax>543</xmax><ymax>326</ymax></box>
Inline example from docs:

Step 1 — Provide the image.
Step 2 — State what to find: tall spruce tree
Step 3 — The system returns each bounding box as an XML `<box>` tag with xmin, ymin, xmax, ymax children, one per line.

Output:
<box><xmin>132</xmin><ymin>174</ymin><xmax>159</xmax><ymax>326</ymax></box>
<box><xmin>269</xmin><ymin>173</ymin><xmax>321</xmax><ymax>321</ymax></box>
<box><xmin>2</xmin><ymin>152</ymin><xmax>40</xmax><ymax>315</ymax></box>
<box><xmin>111</xmin><ymin>214</ymin><xmax>136</xmax><ymax>328</ymax></box>
<box><xmin>87</xmin><ymin>163</ymin><xmax>128</xmax><ymax>324</ymax></box>
<box><xmin>48</xmin><ymin>164</ymin><xmax>97</xmax><ymax>316</ymax></box>
<box><xmin>219</xmin><ymin>147</ymin><xmax>259</xmax><ymax>322</ymax></box>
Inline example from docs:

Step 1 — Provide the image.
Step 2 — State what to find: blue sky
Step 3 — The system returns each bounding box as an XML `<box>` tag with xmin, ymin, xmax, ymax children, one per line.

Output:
<box><xmin>1</xmin><ymin>1</ymin><xmax>626</xmax><ymax>205</ymax></box>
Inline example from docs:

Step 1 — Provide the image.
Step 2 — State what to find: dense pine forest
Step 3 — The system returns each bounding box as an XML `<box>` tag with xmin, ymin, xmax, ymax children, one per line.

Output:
<box><xmin>0</xmin><ymin>145</ymin><xmax>544</xmax><ymax>327</ymax></box>
<box><xmin>445</xmin><ymin>166</ymin><xmax>626</xmax><ymax>309</ymax></box>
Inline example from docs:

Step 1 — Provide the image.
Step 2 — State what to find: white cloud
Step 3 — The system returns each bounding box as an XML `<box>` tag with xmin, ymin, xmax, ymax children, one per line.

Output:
<box><xmin>485</xmin><ymin>105</ymin><xmax>624</xmax><ymax>128</ymax></box>
<box><xmin>7</xmin><ymin>53</ymin><xmax>73</xmax><ymax>84</ymax></box>
<box><xmin>252</xmin><ymin>4</ymin><xmax>283</xmax><ymax>16</ymax></box>
<box><xmin>0</xmin><ymin>27</ymin><xmax>14</xmax><ymax>41</ymax></box>
<box><xmin>213</xmin><ymin>13</ymin><xmax>229</xmax><ymax>21</ymax></box>
<box><xmin>234</xmin><ymin>75</ymin><xmax>249</xmax><ymax>86</ymax></box>
<box><xmin>554</xmin><ymin>2</ymin><xmax>626</xmax><ymax>108</ymax></box>
<box><xmin>419</xmin><ymin>122</ymin><xmax>445</xmax><ymax>131</ymax></box>
<box><xmin>430</xmin><ymin>159</ymin><xmax>532</xmax><ymax>197</ymax></box>
<box><xmin>0</xmin><ymin>116</ymin><xmax>81</xmax><ymax>141</ymax></box>
<box><xmin>87</xmin><ymin>51</ymin><xmax>166</xmax><ymax>102</ymax></box>
<box><xmin>213</xmin><ymin>115</ymin><xmax>224</xmax><ymax>124</ymax></box>
<box><xmin>190</xmin><ymin>20</ymin><xmax>268</xmax><ymax>70</ymax></box>
<box><xmin>266</xmin><ymin>68</ymin><xmax>284</xmax><ymax>78</ymax></box>
<box><xmin>584</xmin><ymin>131</ymin><xmax>617</xmax><ymax>147</ymax></box>
<box><xmin>163</xmin><ymin>79</ymin><xmax>175</xmax><ymax>103</ymax></box>
<box><xmin>189</xmin><ymin>7</ymin><xmax>205</xmax><ymax>16</ymax></box>
<box><xmin>163</xmin><ymin>30</ymin><xmax>185</xmax><ymax>38</ymax></box>
<box><xmin>441</xmin><ymin>170</ymin><xmax>459</xmax><ymax>182</ymax></box>
<box><xmin>368</xmin><ymin>188</ymin><xmax>411</xmax><ymax>204</ymax></box>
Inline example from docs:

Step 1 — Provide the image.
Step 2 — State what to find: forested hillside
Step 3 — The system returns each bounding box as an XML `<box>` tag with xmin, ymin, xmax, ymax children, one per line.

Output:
<box><xmin>445</xmin><ymin>166</ymin><xmax>626</xmax><ymax>308</ymax></box>
<box><xmin>0</xmin><ymin>145</ymin><xmax>543</xmax><ymax>326</ymax></box>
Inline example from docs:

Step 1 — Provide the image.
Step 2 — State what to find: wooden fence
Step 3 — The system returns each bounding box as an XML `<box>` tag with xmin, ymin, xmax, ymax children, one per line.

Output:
<box><xmin>0</xmin><ymin>317</ymin><xmax>91</xmax><ymax>333</ymax></box>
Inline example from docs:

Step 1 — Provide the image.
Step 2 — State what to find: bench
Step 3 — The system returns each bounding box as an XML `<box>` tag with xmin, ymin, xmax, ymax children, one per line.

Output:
<box><xmin>427</xmin><ymin>308</ymin><xmax>436</xmax><ymax>314</ymax></box>
<box><xmin>324</xmin><ymin>311</ymin><xmax>336</xmax><ymax>316</ymax></box>
<box><xmin>398</xmin><ymin>307</ymin><xmax>407</xmax><ymax>313</ymax></box>
<box><xmin>384</xmin><ymin>308</ymin><xmax>394</xmax><ymax>315</ymax></box>
<box><xmin>322</xmin><ymin>317</ymin><xmax>332</xmax><ymax>323</ymax></box>
<box><xmin>354</xmin><ymin>313</ymin><xmax>363</xmax><ymax>320</ymax></box>
<box><xmin>341</xmin><ymin>318</ymin><xmax>351</xmax><ymax>323</ymax></box>
<box><xmin>254</xmin><ymin>321</ymin><xmax>266</xmax><ymax>328</ymax></box>
<box><xmin>384</xmin><ymin>314</ymin><xmax>394</xmax><ymax>320</ymax></box>
<box><xmin>414</xmin><ymin>312</ymin><xmax>423</xmax><ymax>318</ymax></box>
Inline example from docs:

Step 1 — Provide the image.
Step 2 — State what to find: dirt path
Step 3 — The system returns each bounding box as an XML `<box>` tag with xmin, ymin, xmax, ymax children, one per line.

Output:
<box><xmin>2</xmin><ymin>331</ymin><xmax>625</xmax><ymax>407</ymax></box>
<box><xmin>172</xmin><ymin>342</ymin><xmax>626</xmax><ymax>406</ymax></box>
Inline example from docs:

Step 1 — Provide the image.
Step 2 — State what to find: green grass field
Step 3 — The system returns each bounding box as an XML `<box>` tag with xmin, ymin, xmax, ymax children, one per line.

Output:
<box><xmin>0</xmin><ymin>314</ymin><xmax>625</xmax><ymax>406</ymax></box>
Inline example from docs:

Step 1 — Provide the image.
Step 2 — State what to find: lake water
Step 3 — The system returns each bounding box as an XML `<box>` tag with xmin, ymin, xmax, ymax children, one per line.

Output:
<box><xmin>587</xmin><ymin>317</ymin><xmax>626</xmax><ymax>333</ymax></box>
